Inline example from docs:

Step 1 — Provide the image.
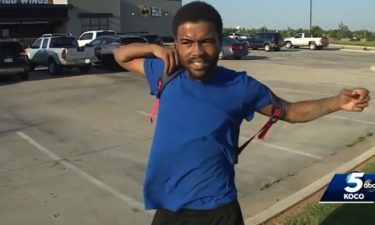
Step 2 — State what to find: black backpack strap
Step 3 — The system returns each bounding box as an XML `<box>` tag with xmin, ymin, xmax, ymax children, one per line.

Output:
<box><xmin>156</xmin><ymin>68</ymin><xmax>184</xmax><ymax>98</ymax></box>
<box><xmin>150</xmin><ymin>69</ymin><xmax>184</xmax><ymax>123</ymax></box>
<box><xmin>237</xmin><ymin>91</ymin><xmax>287</xmax><ymax>154</ymax></box>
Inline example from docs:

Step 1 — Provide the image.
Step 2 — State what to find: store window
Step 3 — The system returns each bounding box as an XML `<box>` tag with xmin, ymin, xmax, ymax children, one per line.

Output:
<box><xmin>81</xmin><ymin>17</ymin><xmax>109</xmax><ymax>32</ymax></box>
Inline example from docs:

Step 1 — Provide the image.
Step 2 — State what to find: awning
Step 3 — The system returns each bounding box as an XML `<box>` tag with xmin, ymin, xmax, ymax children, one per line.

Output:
<box><xmin>78</xmin><ymin>13</ymin><xmax>114</xmax><ymax>18</ymax></box>
<box><xmin>0</xmin><ymin>4</ymin><xmax>70</xmax><ymax>22</ymax></box>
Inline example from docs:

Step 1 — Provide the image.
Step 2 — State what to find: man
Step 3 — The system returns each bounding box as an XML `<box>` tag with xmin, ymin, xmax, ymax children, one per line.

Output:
<box><xmin>114</xmin><ymin>2</ymin><xmax>370</xmax><ymax>225</ymax></box>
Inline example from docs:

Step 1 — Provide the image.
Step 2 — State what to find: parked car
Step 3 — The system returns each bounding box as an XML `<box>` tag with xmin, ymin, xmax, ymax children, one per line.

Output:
<box><xmin>86</xmin><ymin>34</ymin><xmax>147</xmax><ymax>70</ymax></box>
<box><xmin>26</xmin><ymin>34</ymin><xmax>97</xmax><ymax>75</ymax></box>
<box><xmin>77</xmin><ymin>30</ymin><xmax>116</xmax><ymax>47</ymax></box>
<box><xmin>284</xmin><ymin>33</ymin><xmax>329</xmax><ymax>50</ymax></box>
<box><xmin>120</xmin><ymin>31</ymin><xmax>162</xmax><ymax>45</ymax></box>
<box><xmin>247</xmin><ymin>32</ymin><xmax>284</xmax><ymax>51</ymax></box>
<box><xmin>223</xmin><ymin>32</ymin><xmax>248</xmax><ymax>40</ymax></box>
<box><xmin>219</xmin><ymin>37</ymin><xmax>248</xmax><ymax>60</ymax></box>
<box><xmin>0</xmin><ymin>38</ymin><xmax>30</xmax><ymax>80</ymax></box>
<box><xmin>160</xmin><ymin>36</ymin><xmax>175</xmax><ymax>47</ymax></box>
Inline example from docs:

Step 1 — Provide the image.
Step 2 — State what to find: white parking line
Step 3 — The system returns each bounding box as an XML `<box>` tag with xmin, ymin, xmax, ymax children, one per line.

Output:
<box><xmin>272</xmin><ymin>87</ymin><xmax>330</xmax><ymax>96</ymax></box>
<box><xmin>327</xmin><ymin>115</ymin><xmax>375</xmax><ymax>125</ymax></box>
<box><xmin>136</xmin><ymin>111</ymin><xmax>152</xmax><ymax>117</ymax></box>
<box><xmin>240</xmin><ymin>136</ymin><xmax>322</xmax><ymax>160</ymax></box>
<box><xmin>16</xmin><ymin>131</ymin><xmax>148</xmax><ymax>213</ymax></box>
<box><xmin>273</xmin><ymin>87</ymin><xmax>375</xmax><ymax>103</ymax></box>
<box><xmin>136</xmin><ymin>111</ymin><xmax>343</xmax><ymax>160</ymax></box>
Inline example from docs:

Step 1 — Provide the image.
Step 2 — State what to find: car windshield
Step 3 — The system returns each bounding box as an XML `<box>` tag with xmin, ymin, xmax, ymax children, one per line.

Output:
<box><xmin>120</xmin><ymin>37</ymin><xmax>147</xmax><ymax>45</ymax></box>
<box><xmin>143</xmin><ymin>35</ymin><xmax>159</xmax><ymax>42</ymax></box>
<box><xmin>0</xmin><ymin>42</ymin><xmax>23</xmax><ymax>55</ymax></box>
<box><xmin>97</xmin><ymin>31</ymin><xmax>116</xmax><ymax>37</ymax></box>
<box><xmin>223</xmin><ymin>37</ymin><xmax>241</xmax><ymax>44</ymax></box>
<box><xmin>50</xmin><ymin>37</ymin><xmax>78</xmax><ymax>48</ymax></box>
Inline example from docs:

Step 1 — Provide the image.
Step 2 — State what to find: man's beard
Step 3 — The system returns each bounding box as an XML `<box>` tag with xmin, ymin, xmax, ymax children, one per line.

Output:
<box><xmin>179</xmin><ymin>52</ymin><xmax>219</xmax><ymax>81</ymax></box>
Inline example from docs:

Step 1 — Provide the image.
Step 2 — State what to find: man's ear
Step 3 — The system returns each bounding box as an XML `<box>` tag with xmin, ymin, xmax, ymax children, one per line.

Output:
<box><xmin>173</xmin><ymin>36</ymin><xmax>177</xmax><ymax>48</ymax></box>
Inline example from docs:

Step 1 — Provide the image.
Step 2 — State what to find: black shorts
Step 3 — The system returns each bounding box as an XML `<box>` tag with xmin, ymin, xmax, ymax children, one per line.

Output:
<box><xmin>151</xmin><ymin>200</ymin><xmax>244</xmax><ymax>225</ymax></box>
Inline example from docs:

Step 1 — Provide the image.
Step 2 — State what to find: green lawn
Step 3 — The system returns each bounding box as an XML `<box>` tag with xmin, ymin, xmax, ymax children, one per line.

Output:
<box><xmin>285</xmin><ymin>160</ymin><xmax>375</xmax><ymax>225</ymax></box>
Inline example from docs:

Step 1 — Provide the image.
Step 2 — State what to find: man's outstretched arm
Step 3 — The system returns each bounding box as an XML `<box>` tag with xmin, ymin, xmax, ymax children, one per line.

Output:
<box><xmin>259</xmin><ymin>88</ymin><xmax>371</xmax><ymax>123</ymax></box>
<box><xmin>114</xmin><ymin>43</ymin><xmax>179</xmax><ymax>76</ymax></box>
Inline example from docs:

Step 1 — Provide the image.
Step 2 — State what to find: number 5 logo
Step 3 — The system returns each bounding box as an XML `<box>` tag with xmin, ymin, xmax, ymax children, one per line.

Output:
<box><xmin>344</xmin><ymin>172</ymin><xmax>364</xmax><ymax>193</ymax></box>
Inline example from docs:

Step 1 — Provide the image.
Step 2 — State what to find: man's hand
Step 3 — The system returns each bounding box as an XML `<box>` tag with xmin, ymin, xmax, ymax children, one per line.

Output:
<box><xmin>338</xmin><ymin>88</ymin><xmax>371</xmax><ymax>112</ymax></box>
<box><xmin>153</xmin><ymin>46</ymin><xmax>179</xmax><ymax>75</ymax></box>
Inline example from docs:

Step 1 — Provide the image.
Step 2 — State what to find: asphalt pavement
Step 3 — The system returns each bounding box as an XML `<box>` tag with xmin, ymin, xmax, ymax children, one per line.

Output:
<box><xmin>0</xmin><ymin>48</ymin><xmax>374</xmax><ymax>225</ymax></box>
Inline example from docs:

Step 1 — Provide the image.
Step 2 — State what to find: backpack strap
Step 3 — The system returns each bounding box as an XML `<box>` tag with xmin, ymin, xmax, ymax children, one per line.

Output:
<box><xmin>237</xmin><ymin>91</ymin><xmax>287</xmax><ymax>154</ymax></box>
<box><xmin>149</xmin><ymin>69</ymin><xmax>184</xmax><ymax>123</ymax></box>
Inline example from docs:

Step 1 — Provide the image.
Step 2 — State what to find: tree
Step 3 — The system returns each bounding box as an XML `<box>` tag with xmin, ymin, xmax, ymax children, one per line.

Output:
<box><xmin>337</xmin><ymin>22</ymin><xmax>352</xmax><ymax>39</ymax></box>
<box><xmin>280</xmin><ymin>27</ymin><xmax>296</xmax><ymax>38</ymax></box>
<box><xmin>328</xmin><ymin>29</ymin><xmax>339</xmax><ymax>39</ymax></box>
<box><xmin>310</xmin><ymin>25</ymin><xmax>324</xmax><ymax>37</ymax></box>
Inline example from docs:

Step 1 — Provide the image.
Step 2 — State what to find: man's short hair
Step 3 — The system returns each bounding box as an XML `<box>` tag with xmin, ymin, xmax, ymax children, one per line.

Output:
<box><xmin>172</xmin><ymin>1</ymin><xmax>223</xmax><ymax>40</ymax></box>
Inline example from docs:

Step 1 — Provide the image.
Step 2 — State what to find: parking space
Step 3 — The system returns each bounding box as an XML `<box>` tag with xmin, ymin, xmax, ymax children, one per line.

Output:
<box><xmin>0</xmin><ymin>49</ymin><xmax>374</xmax><ymax>224</ymax></box>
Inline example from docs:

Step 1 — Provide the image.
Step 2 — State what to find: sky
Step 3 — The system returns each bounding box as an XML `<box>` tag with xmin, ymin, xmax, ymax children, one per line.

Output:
<box><xmin>181</xmin><ymin>0</ymin><xmax>375</xmax><ymax>31</ymax></box>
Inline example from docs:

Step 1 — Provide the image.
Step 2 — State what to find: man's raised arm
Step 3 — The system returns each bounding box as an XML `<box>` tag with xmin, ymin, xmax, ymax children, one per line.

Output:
<box><xmin>258</xmin><ymin>88</ymin><xmax>370</xmax><ymax>123</ymax></box>
<box><xmin>114</xmin><ymin>43</ymin><xmax>179</xmax><ymax>76</ymax></box>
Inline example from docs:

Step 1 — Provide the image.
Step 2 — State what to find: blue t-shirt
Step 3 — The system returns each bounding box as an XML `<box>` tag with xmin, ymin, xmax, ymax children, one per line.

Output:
<box><xmin>143</xmin><ymin>58</ymin><xmax>271</xmax><ymax>212</ymax></box>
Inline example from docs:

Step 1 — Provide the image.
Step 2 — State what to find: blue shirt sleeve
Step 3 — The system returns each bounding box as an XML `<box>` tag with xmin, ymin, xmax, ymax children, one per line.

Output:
<box><xmin>144</xmin><ymin>58</ymin><xmax>165</xmax><ymax>96</ymax></box>
<box><xmin>242</xmin><ymin>75</ymin><xmax>271</xmax><ymax>121</ymax></box>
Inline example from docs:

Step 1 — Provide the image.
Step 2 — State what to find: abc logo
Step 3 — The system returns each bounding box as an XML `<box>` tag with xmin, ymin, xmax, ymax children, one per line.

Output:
<box><xmin>364</xmin><ymin>179</ymin><xmax>375</xmax><ymax>192</ymax></box>
<box><xmin>344</xmin><ymin>172</ymin><xmax>375</xmax><ymax>193</ymax></box>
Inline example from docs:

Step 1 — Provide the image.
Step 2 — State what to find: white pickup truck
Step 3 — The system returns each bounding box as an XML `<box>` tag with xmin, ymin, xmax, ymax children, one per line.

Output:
<box><xmin>26</xmin><ymin>34</ymin><xmax>97</xmax><ymax>74</ymax></box>
<box><xmin>77</xmin><ymin>30</ymin><xmax>116</xmax><ymax>47</ymax></box>
<box><xmin>284</xmin><ymin>33</ymin><xmax>329</xmax><ymax>50</ymax></box>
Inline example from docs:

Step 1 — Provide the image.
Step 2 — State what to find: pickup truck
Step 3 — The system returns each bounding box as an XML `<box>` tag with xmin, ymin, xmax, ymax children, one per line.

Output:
<box><xmin>284</xmin><ymin>33</ymin><xmax>329</xmax><ymax>50</ymax></box>
<box><xmin>77</xmin><ymin>30</ymin><xmax>116</xmax><ymax>47</ymax></box>
<box><xmin>26</xmin><ymin>34</ymin><xmax>97</xmax><ymax>75</ymax></box>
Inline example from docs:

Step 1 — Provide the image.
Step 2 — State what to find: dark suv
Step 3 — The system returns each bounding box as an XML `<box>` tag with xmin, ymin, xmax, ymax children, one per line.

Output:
<box><xmin>247</xmin><ymin>32</ymin><xmax>284</xmax><ymax>51</ymax></box>
<box><xmin>0</xmin><ymin>39</ymin><xmax>30</xmax><ymax>80</ymax></box>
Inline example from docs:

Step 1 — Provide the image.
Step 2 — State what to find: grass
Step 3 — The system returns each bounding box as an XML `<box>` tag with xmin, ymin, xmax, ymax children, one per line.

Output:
<box><xmin>285</xmin><ymin>160</ymin><xmax>375</xmax><ymax>225</ymax></box>
<box><xmin>330</xmin><ymin>39</ymin><xmax>375</xmax><ymax>47</ymax></box>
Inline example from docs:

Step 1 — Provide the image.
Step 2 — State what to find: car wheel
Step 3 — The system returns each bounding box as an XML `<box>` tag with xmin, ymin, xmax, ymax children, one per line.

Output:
<box><xmin>48</xmin><ymin>59</ymin><xmax>61</xmax><ymax>75</ymax></box>
<box><xmin>20</xmin><ymin>72</ymin><xmax>29</xmax><ymax>81</ymax></box>
<box><xmin>309</xmin><ymin>42</ymin><xmax>317</xmax><ymax>50</ymax></box>
<box><xmin>218</xmin><ymin>51</ymin><xmax>225</xmax><ymax>60</ymax></box>
<box><xmin>264</xmin><ymin>44</ymin><xmax>271</xmax><ymax>52</ymax></box>
<box><xmin>285</xmin><ymin>42</ymin><xmax>292</xmax><ymax>48</ymax></box>
<box><xmin>79</xmin><ymin>64</ymin><xmax>91</xmax><ymax>74</ymax></box>
<box><xmin>29</xmin><ymin>63</ymin><xmax>35</xmax><ymax>71</ymax></box>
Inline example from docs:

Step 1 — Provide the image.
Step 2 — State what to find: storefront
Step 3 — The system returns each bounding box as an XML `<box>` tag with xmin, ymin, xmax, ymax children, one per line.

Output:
<box><xmin>0</xmin><ymin>0</ymin><xmax>70</xmax><ymax>39</ymax></box>
<box><xmin>0</xmin><ymin>0</ymin><xmax>181</xmax><ymax>43</ymax></box>
<box><xmin>67</xmin><ymin>0</ymin><xmax>181</xmax><ymax>37</ymax></box>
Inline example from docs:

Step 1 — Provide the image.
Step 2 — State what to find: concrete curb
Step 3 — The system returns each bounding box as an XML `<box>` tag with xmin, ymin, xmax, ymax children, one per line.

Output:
<box><xmin>245</xmin><ymin>145</ymin><xmax>375</xmax><ymax>225</ymax></box>
<box><xmin>330</xmin><ymin>44</ymin><xmax>375</xmax><ymax>51</ymax></box>
<box><xmin>339</xmin><ymin>49</ymin><xmax>375</xmax><ymax>54</ymax></box>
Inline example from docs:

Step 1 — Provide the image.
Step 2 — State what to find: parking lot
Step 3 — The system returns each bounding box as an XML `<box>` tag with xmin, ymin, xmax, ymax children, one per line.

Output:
<box><xmin>1</xmin><ymin>48</ymin><xmax>375</xmax><ymax>225</ymax></box>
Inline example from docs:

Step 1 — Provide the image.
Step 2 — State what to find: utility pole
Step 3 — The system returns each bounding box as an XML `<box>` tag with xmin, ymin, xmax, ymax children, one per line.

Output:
<box><xmin>364</xmin><ymin>26</ymin><xmax>367</xmax><ymax>41</ymax></box>
<box><xmin>310</xmin><ymin>0</ymin><xmax>312</xmax><ymax>31</ymax></box>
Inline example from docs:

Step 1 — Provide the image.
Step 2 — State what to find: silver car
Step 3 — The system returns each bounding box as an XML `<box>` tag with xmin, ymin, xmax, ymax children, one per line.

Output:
<box><xmin>219</xmin><ymin>37</ymin><xmax>248</xmax><ymax>60</ymax></box>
